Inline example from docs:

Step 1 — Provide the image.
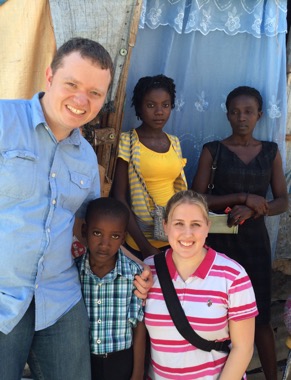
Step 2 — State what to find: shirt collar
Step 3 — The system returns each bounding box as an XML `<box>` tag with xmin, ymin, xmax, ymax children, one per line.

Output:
<box><xmin>116</xmin><ymin>249</ymin><xmax>136</xmax><ymax>280</ymax></box>
<box><xmin>80</xmin><ymin>249</ymin><xmax>136</xmax><ymax>281</ymax></box>
<box><xmin>165</xmin><ymin>246</ymin><xmax>216</xmax><ymax>280</ymax></box>
<box><xmin>30</xmin><ymin>92</ymin><xmax>47</xmax><ymax>129</ymax></box>
<box><xmin>30</xmin><ymin>92</ymin><xmax>82</xmax><ymax>146</ymax></box>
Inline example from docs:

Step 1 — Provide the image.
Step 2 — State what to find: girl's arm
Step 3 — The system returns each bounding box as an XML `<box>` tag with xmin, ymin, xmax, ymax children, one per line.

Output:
<box><xmin>121</xmin><ymin>245</ymin><xmax>153</xmax><ymax>299</ymax></box>
<box><xmin>112</xmin><ymin>157</ymin><xmax>161</xmax><ymax>258</ymax></box>
<box><xmin>233</xmin><ymin>150</ymin><xmax>288</xmax><ymax>219</ymax></box>
<box><xmin>267</xmin><ymin>150</ymin><xmax>288</xmax><ymax>215</ymax></box>
<box><xmin>192</xmin><ymin>146</ymin><xmax>268</xmax><ymax>217</ymax></box>
<box><xmin>219</xmin><ymin>318</ymin><xmax>255</xmax><ymax>380</ymax></box>
<box><xmin>130</xmin><ymin>321</ymin><xmax>146</xmax><ymax>380</ymax></box>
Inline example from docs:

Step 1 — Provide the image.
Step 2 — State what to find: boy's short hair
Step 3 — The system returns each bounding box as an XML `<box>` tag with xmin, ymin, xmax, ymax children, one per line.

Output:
<box><xmin>85</xmin><ymin>197</ymin><xmax>130</xmax><ymax>229</ymax></box>
<box><xmin>51</xmin><ymin>37</ymin><xmax>114</xmax><ymax>83</ymax></box>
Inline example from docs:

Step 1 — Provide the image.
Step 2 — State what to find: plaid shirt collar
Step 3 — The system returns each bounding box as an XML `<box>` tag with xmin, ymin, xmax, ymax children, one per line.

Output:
<box><xmin>79</xmin><ymin>248</ymin><xmax>137</xmax><ymax>281</ymax></box>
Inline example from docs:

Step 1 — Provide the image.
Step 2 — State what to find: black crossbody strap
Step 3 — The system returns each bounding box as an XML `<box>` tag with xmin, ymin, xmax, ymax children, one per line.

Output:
<box><xmin>154</xmin><ymin>252</ymin><xmax>230</xmax><ymax>353</ymax></box>
<box><xmin>207</xmin><ymin>141</ymin><xmax>221</xmax><ymax>194</ymax></box>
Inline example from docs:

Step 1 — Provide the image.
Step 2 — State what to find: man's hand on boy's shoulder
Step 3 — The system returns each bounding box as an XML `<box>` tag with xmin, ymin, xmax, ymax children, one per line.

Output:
<box><xmin>133</xmin><ymin>266</ymin><xmax>153</xmax><ymax>301</ymax></box>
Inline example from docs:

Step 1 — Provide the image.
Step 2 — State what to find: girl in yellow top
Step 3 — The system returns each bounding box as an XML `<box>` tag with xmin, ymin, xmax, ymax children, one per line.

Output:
<box><xmin>112</xmin><ymin>75</ymin><xmax>187</xmax><ymax>259</ymax></box>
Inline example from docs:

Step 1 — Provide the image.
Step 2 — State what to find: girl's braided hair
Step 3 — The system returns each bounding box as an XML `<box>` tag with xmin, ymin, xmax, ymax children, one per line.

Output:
<box><xmin>131</xmin><ymin>74</ymin><xmax>176</xmax><ymax>119</ymax></box>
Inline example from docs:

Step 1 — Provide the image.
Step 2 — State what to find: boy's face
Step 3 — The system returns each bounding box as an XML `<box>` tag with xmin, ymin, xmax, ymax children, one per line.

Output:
<box><xmin>227</xmin><ymin>95</ymin><xmax>262</xmax><ymax>136</ymax></box>
<box><xmin>82</xmin><ymin>214</ymin><xmax>126</xmax><ymax>265</ymax></box>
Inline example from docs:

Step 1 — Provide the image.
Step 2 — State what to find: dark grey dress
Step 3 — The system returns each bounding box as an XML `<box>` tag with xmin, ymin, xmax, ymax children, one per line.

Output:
<box><xmin>205</xmin><ymin>140</ymin><xmax>277</xmax><ymax>325</ymax></box>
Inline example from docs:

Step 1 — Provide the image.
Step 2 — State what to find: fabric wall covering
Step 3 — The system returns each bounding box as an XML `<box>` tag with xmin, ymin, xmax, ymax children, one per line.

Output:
<box><xmin>0</xmin><ymin>0</ymin><xmax>139</xmax><ymax>103</ymax></box>
<box><xmin>0</xmin><ymin>0</ymin><xmax>55</xmax><ymax>99</ymax></box>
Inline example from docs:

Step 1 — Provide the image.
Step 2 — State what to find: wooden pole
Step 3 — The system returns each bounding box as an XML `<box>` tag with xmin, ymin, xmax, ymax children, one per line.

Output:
<box><xmin>103</xmin><ymin>0</ymin><xmax>143</xmax><ymax>185</ymax></box>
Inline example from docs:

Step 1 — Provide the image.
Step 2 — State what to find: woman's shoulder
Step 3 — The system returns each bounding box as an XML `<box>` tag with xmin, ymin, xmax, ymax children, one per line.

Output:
<box><xmin>261</xmin><ymin>140</ymin><xmax>278</xmax><ymax>150</ymax></box>
<box><xmin>120</xmin><ymin>130</ymin><xmax>131</xmax><ymax>140</ymax></box>
<box><xmin>210</xmin><ymin>247</ymin><xmax>247</xmax><ymax>276</ymax></box>
<box><xmin>166</xmin><ymin>133</ymin><xmax>180</xmax><ymax>145</ymax></box>
<box><xmin>119</xmin><ymin>129</ymin><xmax>139</xmax><ymax>146</ymax></box>
<box><xmin>203</xmin><ymin>140</ymin><xmax>221</xmax><ymax>156</ymax></box>
<box><xmin>261</xmin><ymin>141</ymin><xmax>278</xmax><ymax>159</ymax></box>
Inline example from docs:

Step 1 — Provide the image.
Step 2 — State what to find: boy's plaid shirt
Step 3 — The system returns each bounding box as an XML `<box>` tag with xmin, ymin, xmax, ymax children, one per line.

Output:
<box><xmin>77</xmin><ymin>249</ymin><xmax>144</xmax><ymax>354</ymax></box>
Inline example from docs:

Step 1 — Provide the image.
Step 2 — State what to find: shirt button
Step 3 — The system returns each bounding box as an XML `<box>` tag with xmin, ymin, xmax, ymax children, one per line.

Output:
<box><xmin>96</xmin><ymin>339</ymin><xmax>101</xmax><ymax>344</ymax></box>
<box><xmin>97</xmin><ymin>300</ymin><xmax>101</xmax><ymax>304</ymax></box>
<box><xmin>35</xmin><ymin>284</ymin><xmax>38</xmax><ymax>289</ymax></box>
<box><xmin>47</xmin><ymin>228</ymin><xmax>50</xmax><ymax>233</ymax></box>
<box><xmin>52</xmin><ymin>199</ymin><xmax>56</xmax><ymax>205</ymax></box>
<box><xmin>51</xmin><ymin>172</ymin><xmax>56</xmax><ymax>178</ymax></box>
<box><xmin>97</xmin><ymin>319</ymin><xmax>101</xmax><ymax>324</ymax></box>
<box><xmin>80</xmin><ymin>180</ymin><xmax>84</xmax><ymax>185</ymax></box>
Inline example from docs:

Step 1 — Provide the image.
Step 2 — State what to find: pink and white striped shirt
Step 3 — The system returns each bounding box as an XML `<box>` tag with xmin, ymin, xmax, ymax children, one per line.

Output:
<box><xmin>144</xmin><ymin>247</ymin><xmax>258</xmax><ymax>380</ymax></box>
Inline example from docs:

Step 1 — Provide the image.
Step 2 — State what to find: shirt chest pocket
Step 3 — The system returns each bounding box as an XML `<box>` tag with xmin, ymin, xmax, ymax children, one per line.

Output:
<box><xmin>0</xmin><ymin>150</ymin><xmax>37</xmax><ymax>199</ymax></box>
<box><xmin>60</xmin><ymin>171</ymin><xmax>92</xmax><ymax>214</ymax></box>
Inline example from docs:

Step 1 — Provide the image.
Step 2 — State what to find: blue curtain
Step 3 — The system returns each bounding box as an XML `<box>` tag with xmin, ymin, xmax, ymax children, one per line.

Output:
<box><xmin>123</xmin><ymin>0</ymin><xmax>287</xmax><ymax>185</ymax></box>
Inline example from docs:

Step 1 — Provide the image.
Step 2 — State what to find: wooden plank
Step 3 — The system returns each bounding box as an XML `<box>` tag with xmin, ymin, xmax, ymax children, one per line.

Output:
<box><xmin>105</xmin><ymin>0</ymin><xmax>143</xmax><ymax>182</ymax></box>
<box><xmin>93</xmin><ymin>127</ymin><xmax>116</xmax><ymax>146</ymax></box>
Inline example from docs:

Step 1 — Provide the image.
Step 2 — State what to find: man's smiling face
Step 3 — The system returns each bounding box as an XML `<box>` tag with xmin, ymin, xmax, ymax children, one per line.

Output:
<box><xmin>42</xmin><ymin>51</ymin><xmax>112</xmax><ymax>140</ymax></box>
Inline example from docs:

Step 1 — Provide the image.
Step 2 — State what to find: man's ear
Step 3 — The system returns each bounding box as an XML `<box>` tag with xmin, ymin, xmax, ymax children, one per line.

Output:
<box><xmin>45</xmin><ymin>66</ymin><xmax>53</xmax><ymax>90</ymax></box>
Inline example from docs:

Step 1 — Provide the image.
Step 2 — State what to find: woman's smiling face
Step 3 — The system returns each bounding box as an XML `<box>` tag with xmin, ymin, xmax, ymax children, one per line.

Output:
<box><xmin>163</xmin><ymin>202</ymin><xmax>210</xmax><ymax>260</ymax></box>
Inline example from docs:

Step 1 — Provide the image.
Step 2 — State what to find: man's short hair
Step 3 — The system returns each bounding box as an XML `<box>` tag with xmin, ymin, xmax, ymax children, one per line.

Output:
<box><xmin>51</xmin><ymin>37</ymin><xmax>114</xmax><ymax>83</ymax></box>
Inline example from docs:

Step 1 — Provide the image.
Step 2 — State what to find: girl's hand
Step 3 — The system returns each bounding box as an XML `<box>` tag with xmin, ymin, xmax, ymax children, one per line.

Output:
<box><xmin>245</xmin><ymin>194</ymin><xmax>269</xmax><ymax>217</ymax></box>
<box><xmin>227</xmin><ymin>205</ymin><xmax>254</xmax><ymax>226</ymax></box>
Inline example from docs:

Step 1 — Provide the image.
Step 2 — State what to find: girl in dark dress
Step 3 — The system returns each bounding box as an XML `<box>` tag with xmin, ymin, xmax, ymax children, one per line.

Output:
<box><xmin>192</xmin><ymin>86</ymin><xmax>288</xmax><ymax>380</ymax></box>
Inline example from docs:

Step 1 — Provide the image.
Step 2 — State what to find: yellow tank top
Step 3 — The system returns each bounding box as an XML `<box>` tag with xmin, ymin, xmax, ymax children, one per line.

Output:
<box><xmin>126</xmin><ymin>142</ymin><xmax>185</xmax><ymax>250</ymax></box>
<box><xmin>139</xmin><ymin>143</ymin><xmax>182</xmax><ymax>207</ymax></box>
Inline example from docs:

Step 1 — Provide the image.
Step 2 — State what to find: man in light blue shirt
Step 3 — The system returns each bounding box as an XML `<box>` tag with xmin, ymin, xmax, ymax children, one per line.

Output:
<box><xmin>0</xmin><ymin>37</ymin><xmax>114</xmax><ymax>380</ymax></box>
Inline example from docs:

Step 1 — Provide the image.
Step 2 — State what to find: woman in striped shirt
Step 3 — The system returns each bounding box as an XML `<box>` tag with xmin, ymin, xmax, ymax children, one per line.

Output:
<box><xmin>144</xmin><ymin>190</ymin><xmax>258</xmax><ymax>379</ymax></box>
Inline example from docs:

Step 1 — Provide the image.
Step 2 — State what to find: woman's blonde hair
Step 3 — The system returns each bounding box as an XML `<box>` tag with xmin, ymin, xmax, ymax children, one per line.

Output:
<box><xmin>164</xmin><ymin>190</ymin><xmax>209</xmax><ymax>223</ymax></box>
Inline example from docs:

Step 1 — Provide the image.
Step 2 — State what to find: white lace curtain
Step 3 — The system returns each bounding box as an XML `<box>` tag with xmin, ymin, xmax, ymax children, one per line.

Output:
<box><xmin>123</xmin><ymin>0</ymin><xmax>287</xmax><ymax>183</ymax></box>
<box><xmin>139</xmin><ymin>0</ymin><xmax>287</xmax><ymax>37</ymax></box>
<box><xmin>122</xmin><ymin>0</ymin><xmax>287</xmax><ymax>256</ymax></box>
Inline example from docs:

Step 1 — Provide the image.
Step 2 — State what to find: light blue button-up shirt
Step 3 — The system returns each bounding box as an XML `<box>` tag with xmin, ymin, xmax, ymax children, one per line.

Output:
<box><xmin>0</xmin><ymin>93</ymin><xmax>100</xmax><ymax>334</ymax></box>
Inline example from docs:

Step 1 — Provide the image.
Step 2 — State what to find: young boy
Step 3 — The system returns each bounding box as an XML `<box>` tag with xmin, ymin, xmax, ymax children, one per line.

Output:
<box><xmin>76</xmin><ymin>197</ymin><xmax>145</xmax><ymax>380</ymax></box>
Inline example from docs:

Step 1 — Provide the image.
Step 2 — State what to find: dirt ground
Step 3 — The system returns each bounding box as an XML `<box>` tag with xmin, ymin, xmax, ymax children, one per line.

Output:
<box><xmin>246</xmin><ymin>267</ymin><xmax>291</xmax><ymax>379</ymax></box>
